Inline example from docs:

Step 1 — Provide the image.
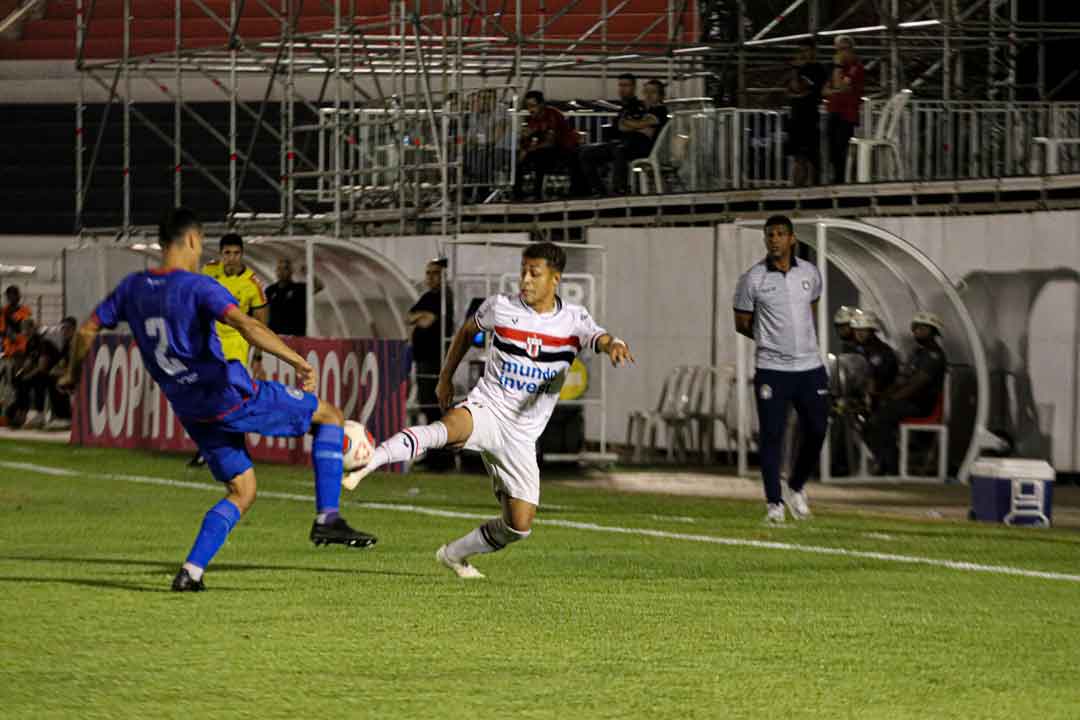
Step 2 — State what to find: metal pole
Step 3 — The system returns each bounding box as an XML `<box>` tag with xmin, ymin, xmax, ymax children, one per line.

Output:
<box><xmin>174</xmin><ymin>0</ymin><xmax>182</xmax><ymax>206</ymax></box>
<box><xmin>229</xmin><ymin>0</ymin><xmax>238</xmax><ymax>222</ymax></box>
<box><xmin>305</xmin><ymin>237</ymin><xmax>315</xmax><ymax>335</ymax></box>
<box><xmin>333</xmin><ymin>0</ymin><xmax>342</xmax><ymax>239</ymax></box>
<box><xmin>889</xmin><ymin>0</ymin><xmax>900</xmax><ymax>95</ymax></box>
<box><xmin>816</xmin><ymin>220</ymin><xmax>830</xmax><ymax>484</ymax></box>
<box><xmin>122</xmin><ymin>0</ymin><xmax>131</xmax><ymax>236</ymax></box>
<box><xmin>736</xmin><ymin>0</ymin><xmax>746</xmax><ymax>106</ymax></box>
<box><xmin>75</xmin><ymin>0</ymin><xmax>85</xmax><ymax>233</ymax></box>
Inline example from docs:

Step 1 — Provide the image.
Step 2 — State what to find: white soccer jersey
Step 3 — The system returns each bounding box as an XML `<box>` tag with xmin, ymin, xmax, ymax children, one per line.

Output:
<box><xmin>468</xmin><ymin>293</ymin><xmax>607</xmax><ymax>440</ymax></box>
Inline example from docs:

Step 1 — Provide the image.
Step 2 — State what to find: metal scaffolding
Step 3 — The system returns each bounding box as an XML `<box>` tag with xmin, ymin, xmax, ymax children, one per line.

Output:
<box><xmin>74</xmin><ymin>0</ymin><xmax>1080</xmax><ymax>239</ymax></box>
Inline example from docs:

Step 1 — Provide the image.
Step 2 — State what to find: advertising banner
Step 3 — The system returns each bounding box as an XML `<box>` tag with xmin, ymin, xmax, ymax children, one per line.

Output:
<box><xmin>71</xmin><ymin>334</ymin><xmax>410</xmax><ymax>465</ymax></box>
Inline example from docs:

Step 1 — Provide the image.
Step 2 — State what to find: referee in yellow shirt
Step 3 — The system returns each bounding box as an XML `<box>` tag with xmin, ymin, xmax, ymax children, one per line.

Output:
<box><xmin>189</xmin><ymin>233</ymin><xmax>269</xmax><ymax>466</ymax></box>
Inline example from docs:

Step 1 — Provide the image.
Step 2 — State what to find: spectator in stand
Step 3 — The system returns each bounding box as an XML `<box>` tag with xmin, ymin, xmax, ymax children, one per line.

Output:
<box><xmin>822</xmin><ymin>34</ymin><xmax>865</xmax><ymax>184</ymax></box>
<box><xmin>408</xmin><ymin>258</ymin><xmax>455</xmax><ymax>470</ymax></box>
<box><xmin>265</xmin><ymin>258</ymin><xmax>319</xmax><ymax>337</ymax></box>
<box><xmin>1</xmin><ymin>285</ymin><xmax>32</xmax><ymax>360</ymax></box>
<box><xmin>513</xmin><ymin>91</ymin><xmax>587</xmax><ymax>201</ymax></box>
<box><xmin>580</xmin><ymin>73</ymin><xmax>652</xmax><ymax>195</ymax></box>
<box><xmin>615</xmin><ymin>79</ymin><xmax>670</xmax><ymax>192</ymax></box>
<box><xmin>786</xmin><ymin>39</ymin><xmax>827</xmax><ymax>186</ymax></box>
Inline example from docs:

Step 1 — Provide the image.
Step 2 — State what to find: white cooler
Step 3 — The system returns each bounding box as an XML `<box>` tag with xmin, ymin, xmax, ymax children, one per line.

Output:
<box><xmin>969</xmin><ymin>458</ymin><xmax>1055</xmax><ymax>527</ymax></box>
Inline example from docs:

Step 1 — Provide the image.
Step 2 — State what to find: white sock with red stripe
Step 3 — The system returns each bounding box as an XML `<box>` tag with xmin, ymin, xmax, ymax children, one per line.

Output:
<box><xmin>367</xmin><ymin>422</ymin><xmax>449</xmax><ymax>471</ymax></box>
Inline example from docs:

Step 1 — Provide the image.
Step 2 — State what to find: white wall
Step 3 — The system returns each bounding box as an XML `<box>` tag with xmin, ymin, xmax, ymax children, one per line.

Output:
<box><xmin>586</xmin><ymin>227</ymin><xmax>719</xmax><ymax>445</ymax></box>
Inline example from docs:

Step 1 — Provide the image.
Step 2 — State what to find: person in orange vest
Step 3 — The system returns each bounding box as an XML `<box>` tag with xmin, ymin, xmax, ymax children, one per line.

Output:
<box><xmin>1</xmin><ymin>285</ymin><xmax>33</xmax><ymax>359</ymax></box>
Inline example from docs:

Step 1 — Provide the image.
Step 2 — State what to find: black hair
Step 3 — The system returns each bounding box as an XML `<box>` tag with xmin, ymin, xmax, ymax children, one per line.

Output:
<box><xmin>645</xmin><ymin>78</ymin><xmax>666</xmax><ymax>99</ymax></box>
<box><xmin>764</xmin><ymin>214</ymin><xmax>794</xmax><ymax>233</ymax></box>
<box><xmin>522</xmin><ymin>241</ymin><xmax>566</xmax><ymax>273</ymax></box>
<box><xmin>62</xmin><ymin>316</ymin><xmax>77</xmax><ymax>327</ymax></box>
<box><xmin>157</xmin><ymin>207</ymin><xmax>202</xmax><ymax>249</ymax></box>
<box><xmin>618</xmin><ymin>73</ymin><xmax>637</xmax><ymax>83</ymax></box>
<box><xmin>428</xmin><ymin>257</ymin><xmax>449</xmax><ymax>268</ymax></box>
<box><xmin>524</xmin><ymin>90</ymin><xmax>545</xmax><ymax>105</ymax></box>
<box><xmin>220</xmin><ymin>233</ymin><xmax>243</xmax><ymax>251</ymax></box>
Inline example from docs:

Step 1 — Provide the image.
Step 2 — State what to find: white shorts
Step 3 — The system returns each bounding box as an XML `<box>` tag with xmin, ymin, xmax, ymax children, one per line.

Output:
<box><xmin>459</xmin><ymin>396</ymin><xmax>541</xmax><ymax>507</ymax></box>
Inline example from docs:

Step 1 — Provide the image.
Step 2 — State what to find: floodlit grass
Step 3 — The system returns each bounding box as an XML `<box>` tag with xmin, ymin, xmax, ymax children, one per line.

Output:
<box><xmin>2</xmin><ymin>438</ymin><xmax>1079</xmax><ymax>719</ymax></box>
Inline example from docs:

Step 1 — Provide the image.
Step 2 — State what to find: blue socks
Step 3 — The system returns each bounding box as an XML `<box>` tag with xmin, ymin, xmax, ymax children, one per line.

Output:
<box><xmin>184</xmin><ymin>498</ymin><xmax>241</xmax><ymax>573</ymax></box>
<box><xmin>312</xmin><ymin>424</ymin><xmax>344</xmax><ymax>519</ymax></box>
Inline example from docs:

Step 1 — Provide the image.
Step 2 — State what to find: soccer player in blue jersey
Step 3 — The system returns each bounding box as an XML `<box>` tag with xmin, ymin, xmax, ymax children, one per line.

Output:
<box><xmin>60</xmin><ymin>208</ymin><xmax>376</xmax><ymax>592</ymax></box>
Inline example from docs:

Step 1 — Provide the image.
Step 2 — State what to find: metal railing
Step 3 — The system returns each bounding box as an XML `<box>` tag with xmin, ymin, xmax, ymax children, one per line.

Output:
<box><xmin>308</xmin><ymin>97</ymin><xmax>1080</xmax><ymax>206</ymax></box>
<box><xmin>861</xmin><ymin>98</ymin><xmax>1080</xmax><ymax>180</ymax></box>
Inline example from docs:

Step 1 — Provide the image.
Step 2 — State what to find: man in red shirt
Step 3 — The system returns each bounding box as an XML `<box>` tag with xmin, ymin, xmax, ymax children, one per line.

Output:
<box><xmin>823</xmin><ymin>35</ymin><xmax>865</xmax><ymax>184</ymax></box>
<box><xmin>513</xmin><ymin>91</ymin><xmax>587</xmax><ymax>201</ymax></box>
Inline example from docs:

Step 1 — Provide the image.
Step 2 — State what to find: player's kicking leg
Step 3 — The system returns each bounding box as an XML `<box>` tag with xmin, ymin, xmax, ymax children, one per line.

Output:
<box><xmin>307</xmin><ymin>398</ymin><xmax>378</xmax><ymax>549</ymax></box>
<box><xmin>343</xmin><ymin>406</ymin><xmax>472</xmax><ymax>489</ymax></box>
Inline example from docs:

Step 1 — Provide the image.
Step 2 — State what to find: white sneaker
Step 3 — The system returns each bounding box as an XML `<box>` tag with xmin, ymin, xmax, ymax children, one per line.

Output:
<box><xmin>22</xmin><ymin>410</ymin><xmax>44</xmax><ymax>429</ymax></box>
<box><xmin>765</xmin><ymin>502</ymin><xmax>786</xmax><ymax>525</ymax></box>
<box><xmin>785</xmin><ymin>485</ymin><xmax>812</xmax><ymax>520</ymax></box>
<box><xmin>436</xmin><ymin>545</ymin><xmax>485</xmax><ymax>579</ymax></box>
<box><xmin>342</xmin><ymin>464</ymin><xmax>377</xmax><ymax>491</ymax></box>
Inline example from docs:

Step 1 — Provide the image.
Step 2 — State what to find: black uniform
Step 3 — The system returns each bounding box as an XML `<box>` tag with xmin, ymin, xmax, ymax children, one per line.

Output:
<box><xmin>864</xmin><ymin>340</ymin><xmax>947</xmax><ymax>473</ymax></box>
<box><xmin>410</xmin><ymin>288</ymin><xmax>454</xmax><ymax>421</ymax></box>
<box><xmin>265</xmin><ymin>280</ymin><xmax>308</xmax><ymax>336</ymax></box>
<box><xmin>862</xmin><ymin>336</ymin><xmax>899</xmax><ymax>410</ymax></box>
<box><xmin>787</xmin><ymin>61</ymin><xmax>827</xmax><ymax>176</ymax></box>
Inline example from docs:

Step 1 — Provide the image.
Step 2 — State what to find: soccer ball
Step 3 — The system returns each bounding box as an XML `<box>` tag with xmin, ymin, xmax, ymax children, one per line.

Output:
<box><xmin>343</xmin><ymin>420</ymin><xmax>376</xmax><ymax>472</ymax></box>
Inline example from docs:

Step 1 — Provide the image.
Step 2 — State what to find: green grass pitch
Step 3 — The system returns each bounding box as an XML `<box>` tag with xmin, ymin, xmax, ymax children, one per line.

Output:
<box><xmin>2</xmin><ymin>438</ymin><xmax>1079</xmax><ymax>719</ymax></box>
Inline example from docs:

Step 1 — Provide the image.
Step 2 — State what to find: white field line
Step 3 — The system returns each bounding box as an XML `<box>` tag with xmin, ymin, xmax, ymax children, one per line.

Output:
<box><xmin>3</xmin><ymin>460</ymin><xmax>1080</xmax><ymax>584</ymax></box>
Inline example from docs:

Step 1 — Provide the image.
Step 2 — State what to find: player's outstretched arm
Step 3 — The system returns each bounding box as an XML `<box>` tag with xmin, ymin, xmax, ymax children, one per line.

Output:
<box><xmin>595</xmin><ymin>334</ymin><xmax>635</xmax><ymax>367</ymax></box>
<box><xmin>435</xmin><ymin>317</ymin><xmax>480</xmax><ymax>411</ymax></box>
<box><xmin>58</xmin><ymin>316</ymin><xmax>102</xmax><ymax>392</ymax></box>
<box><xmin>222</xmin><ymin>307</ymin><xmax>316</xmax><ymax>391</ymax></box>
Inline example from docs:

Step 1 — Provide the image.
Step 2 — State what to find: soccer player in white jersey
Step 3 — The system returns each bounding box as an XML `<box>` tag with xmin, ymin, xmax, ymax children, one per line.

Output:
<box><xmin>345</xmin><ymin>241</ymin><xmax>634</xmax><ymax>578</ymax></box>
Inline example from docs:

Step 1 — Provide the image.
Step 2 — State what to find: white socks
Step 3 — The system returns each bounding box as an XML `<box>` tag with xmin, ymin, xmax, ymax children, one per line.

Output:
<box><xmin>445</xmin><ymin>517</ymin><xmax>531</xmax><ymax>562</ymax></box>
<box><xmin>367</xmin><ymin>422</ymin><xmax>449</xmax><ymax>471</ymax></box>
<box><xmin>182</xmin><ymin>562</ymin><xmax>204</xmax><ymax>581</ymax></box>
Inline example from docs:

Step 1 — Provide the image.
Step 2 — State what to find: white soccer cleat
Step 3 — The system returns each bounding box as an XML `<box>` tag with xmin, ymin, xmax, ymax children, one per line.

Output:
<box><xmin>436</xmin><ymin>545</ymin><xmax>485</xmax><ymax>579</ymax></box>
<box><xmin>765</xmin><ymin>502</ymin><xmax>786</xmax><ymax>525</ymax></box>
<box><xmin>787</xmin><ymin>488</ymin><xmax>811</xmax><ymax>520</ymax></box>
<box><xmin>342</xmin><ymin>464</ymin><xmax>377</xmax><ymax>491</ymax></box>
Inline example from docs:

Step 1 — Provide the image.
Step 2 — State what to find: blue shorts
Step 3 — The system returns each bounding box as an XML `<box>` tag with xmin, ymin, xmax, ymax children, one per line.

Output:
<box><xmin>181</xmin><ymin>381</ymin><xmax>319</xmax><ymax>484</ymax></box>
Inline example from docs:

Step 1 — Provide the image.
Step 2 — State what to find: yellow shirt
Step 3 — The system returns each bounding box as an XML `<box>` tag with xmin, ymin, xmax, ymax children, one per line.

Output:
<box><xmin>201</xmin><ymin>261</ymin><xmax>267</xmax><ymax>367</ymax></box>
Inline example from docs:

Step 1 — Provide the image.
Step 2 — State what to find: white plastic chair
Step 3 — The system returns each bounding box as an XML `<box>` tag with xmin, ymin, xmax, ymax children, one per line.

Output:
<box><xmin>689</xmin><ymin>364</ymin><xmax>735</xmax><ymax>465</ymax></box>
<box><xmin>629</xmin><ymin>122</ymin><xmax>685</xmax><ymax>194</ymax></box>
<box><xmin>1032</xmin><ymin>136</ymin><xmax>1080</xmax><ymax>174</ymax></box>
<box><xmin>626</xmin><ymin>366</ymin><xmax>687</xmax><ymax>463</ymax></box>
<box><xmin>846</xmin><ymin>89</ymin><xmax>912</xmax><ymax>183</ymax></box>
<box><xmin>899</xmin><ymin>373</ymin><xmax>950</xmax><ymax>480</ymax></box>
<box><xmin>660</xmin><ymin>366</ymin><xmax>699</xmax><ymax>462</ymax></box>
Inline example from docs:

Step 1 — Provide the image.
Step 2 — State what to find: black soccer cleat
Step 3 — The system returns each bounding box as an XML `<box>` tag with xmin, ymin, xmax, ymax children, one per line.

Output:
<box><xmin>310</xmin><ymin>517</ymin><xmax>378</xmax><ymax>549</ymax></box>
<box><xmin>187</xmin><ymin>452</ymin><xmax>207</xmax><ymax>468</ymax></box>
<box><xmin>171</xmin><ymin>568</ymin><xmax>206</xmax><ymax>592</ymax></box>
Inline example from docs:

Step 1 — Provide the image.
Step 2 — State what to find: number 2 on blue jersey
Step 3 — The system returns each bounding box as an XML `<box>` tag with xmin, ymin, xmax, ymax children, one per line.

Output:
<box><xmin>144</xmin><ymin>317</ymin><xmax>189</xmax><ymax>376</ymax></box>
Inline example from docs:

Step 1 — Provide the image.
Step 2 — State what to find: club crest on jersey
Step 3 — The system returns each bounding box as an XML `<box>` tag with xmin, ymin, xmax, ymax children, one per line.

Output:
<box><xmin>526</xmin><ymin>335</ymin><xmax>543</xmax><ymax>358</ymax></box>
